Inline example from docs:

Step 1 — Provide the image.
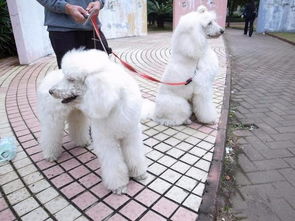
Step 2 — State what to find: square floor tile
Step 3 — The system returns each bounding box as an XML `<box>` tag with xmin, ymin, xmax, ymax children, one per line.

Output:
<box><xmin>120</xmin><ymin>201</ymin><xmax>146</xmax><ymax>220</ymax></box>
<box><xmin>161</xmin><ymin>169</ymin><xmax>182</xmax><ymax>184</ymax></box>
<box><xmin>165</xmin><ymin>186</ymin><xmax>188</xmax><ymax>204</ymax></box>
<box><xmin>149</xmin><ymin>178</ymin><xmax>171</xmax><ymax>194</ymax></box>
<box><xmin>186</xmin><ymin>168</ymin><xmax>208</xmax><ymax>182</ymax></box>
<box><xmin>171</xmin><ymin>162</ymin><xmax>191</xmax><ymax>174</ymax></box>
<box><xmin>86</xmin><ymin>203</ymin><xmax>113</xmax><ymax>221</ymax></box>
<box><xmin>127</xmin><ymin>181</ymin><xmax>144</xmax><ymax>196</ymax></box>
<box><xmin>195</xmin><ymin>159</ymin><xmax>210</xmax><ymax>172</ymax></box>
<box><xmin>73</xmin><ymin>192</ymin><xmax>98</xmax><ymax>210</ymax></box>
<box><xmin>69</xmin><ymin>165</ymin><xmax>90</xmax><ymax>179</ymax></box>
<box><xmin>152</xmin><ymin>197</ymin><xmax>178</xmax><ymax>218</ymax></box>
<box><xmin>171</xmin><ymin>207</ymin><xmax>198</xmax><ymax>221</ymax></box>
<box><xmin>104</xmin><ymin>194</ymin><xmax>129</xmax><ymax>209</ymax></box>
<box><xmin>176</xmin><ymin>176</ymin><xmax>198</xmax><ymax>192</ymax></box>
<box><xmin>61</xmin><ymin>182</ymin><xmax>85</xmax><ymax>199</ymax></box>
<box><xmin>135</xmin><ymin>188</ymin><xmax>160</xmax><ymax>207</ymax></box>
<box><xmin>158</xmin><ymin>156</ymin><xmax>177</xmax><ymax>167</ymax></box>
<box><xmin>140</xmin><ymin>211</ymin><xmax>166</xmax><ymax>221</ymax></box>
<box><xmin>148</xmin><ymin>163</ymin><xmax>166</xmax><ymax>176</ymax></box>
<box><xmin>167</xmin><ymin>148</ymin><xmax>184</xmax><ymax>159</ymax></box>
<box><xmin>79</xmin><ymin>173</ymin><xmax>101</xmax><ymax>188</ymax></box>
<box><xmin>180</xmin><ymin>153</ymin><xmax>199</xmax><ymax>165</ymax></box>
<box><xmin>183</xmin><ymin>194</ymin><xmax>202</xmax><ymax>212</ymax></box>
<box><xmin>90</xmin><ymin>182</ymin><xmax>111</xmax><ymax>198</ymax></box>
<box><xmin>51</xmin><ymin>174</ymin><xmax>73</xmax><ymax>188</ymax></box>
<box><xmin>61</xmin><ymin>158</ymin><xmax>80</xmax><ymax>171</ymax></box>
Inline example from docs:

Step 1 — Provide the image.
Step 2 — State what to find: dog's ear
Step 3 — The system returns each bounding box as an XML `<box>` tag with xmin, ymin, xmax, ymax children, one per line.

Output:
<box><xmin>197</xmin><ymin>5</ymin><xmax>207</xmax><ymax>13</ymax></box>
<box><xmin>79</xmin><ymin>74</ymin><xmax>119</xmax><ymax>119</ymax></box>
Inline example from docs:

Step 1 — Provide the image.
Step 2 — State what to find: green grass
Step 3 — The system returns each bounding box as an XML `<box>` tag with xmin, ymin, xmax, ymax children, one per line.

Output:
<box><xmin>268</xmin><ymin>32</ymin><xmax>295</xmax><ymax>44</ymax></box>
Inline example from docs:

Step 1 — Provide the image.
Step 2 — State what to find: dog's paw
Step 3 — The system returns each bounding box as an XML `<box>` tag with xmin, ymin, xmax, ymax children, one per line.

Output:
<box><xmin>112</xmin><ymin>185</ymin><xmax>127</xmax><ymax>195</ymax></box>
<box><xmin>43</xmin><ymin>150</ymin><xmax>62</xmax><ymax>162</ymax></box>
<box><xmin>183</xmin><ymin>119</ymin><xmax>192</xmax><ymax>125</ymax></box>
<box><xmin>134</xmin><ymin>173</ymin><xmax>148</xmax><ymax>181</ymax></box>
<box><xmin>44</xmin><ymin>154</ymin><xmax>59</xmax><ymax>162</ymax></box>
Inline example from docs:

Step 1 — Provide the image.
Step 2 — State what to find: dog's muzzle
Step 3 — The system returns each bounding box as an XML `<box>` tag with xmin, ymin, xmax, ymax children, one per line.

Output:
<box><xmin>49</xmin><ymin>89</ymin><xmax>78</xmax><ymax>104</ymax></box>
<box><xmin>61</xmin><ymin>95</ymin><xmax>78</xmax><ymax>104</ymax></box>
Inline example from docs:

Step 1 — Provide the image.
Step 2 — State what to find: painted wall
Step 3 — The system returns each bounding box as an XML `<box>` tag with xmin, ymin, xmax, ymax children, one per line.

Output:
<box><xmin>7</xmin><ymin>0</ymin><xmax>147</xmax><ymax>64</ymax></box>
<box><xmin>6</xmin><ymin>0</ymin><xmax>53</xmax><ymax>65</ymax></box>
<box><xmin>173</xmin><ymin>0</ymin><xmax>228</xmax><ymax>28</ymax></box>
<box><xmin>257</xmin><ymin>0</ymin><xmax>295</xmax><ymax>33</ymax></box>
<box><xmin>100</xmin><ymin>0</ymin><xmax>147</xmax><ymax>38</ymax></box>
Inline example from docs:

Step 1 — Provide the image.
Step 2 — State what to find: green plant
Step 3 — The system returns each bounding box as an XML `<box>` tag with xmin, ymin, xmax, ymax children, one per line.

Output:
<box><xmin>147</xmin><ymin>0</ymin><xmax>172</xmax><ymax>28</ymax></box>
<box><xmin>0</xmin><ymin>0</ymin><xmax>17</xmax><ymax>58</ymax></box>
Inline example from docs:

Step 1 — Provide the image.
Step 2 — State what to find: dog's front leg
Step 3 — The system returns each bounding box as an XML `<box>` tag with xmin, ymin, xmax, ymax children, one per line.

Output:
<box><xmin>40</xmin><ymin>110</ymin><xmax>66</xmax><ymax>162</ymax></box>
<box><xmin>121</xmin><ymin>125</ymin><xmax>148</xmax><ymax>180</ymax></box>
<box><xmin>92</xmin><ymin>129</ymin><xmax>129</xmax><ymax>194</ymax></box>
<box><xmin>67</xmin><ymin>109</ymin><xmax>90</xmax><ymax>147</ymax></box>
<box><xmin>192</xmin><ymin>87</ymin><xmax>217</xmax><ymax>124</ymax></box>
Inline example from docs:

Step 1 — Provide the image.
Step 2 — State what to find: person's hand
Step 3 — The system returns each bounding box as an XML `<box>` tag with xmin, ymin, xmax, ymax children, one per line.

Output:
<box><xmin>241</xmin><ymin>15</ymin><xmax>244</xmax><ymax>18</ymax></box>
<box><xmin>86</xmin><ymin>1</ymin><xmax>101</xmax><ymax>14</ymax></box>
<box><xmin>65</xmin><ymin>4</ymin><xmax>88</xmax><ymax>23</ymax></box>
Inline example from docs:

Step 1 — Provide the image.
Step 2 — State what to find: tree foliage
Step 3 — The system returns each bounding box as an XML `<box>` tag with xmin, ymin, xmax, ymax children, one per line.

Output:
<box><xmin>147</xmin><ymin>0</ymin><xmax>172</xmax><ymax>28</ymax></box>
<box><xmin>0</xmin><ymin>0</ymin><xmax>17</xmax><ymax>58</ymax></box>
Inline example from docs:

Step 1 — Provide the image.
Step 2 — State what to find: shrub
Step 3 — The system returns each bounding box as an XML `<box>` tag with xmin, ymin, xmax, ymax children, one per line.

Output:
<box><xmin>147</xmin><ymin>0</ymin><xmax>172</xmax><ymax>28</ymax></box>
<box><xmin>0</xmin><ymin>0</ymin><xmax>17</xmax><ymax>58</ymax></box>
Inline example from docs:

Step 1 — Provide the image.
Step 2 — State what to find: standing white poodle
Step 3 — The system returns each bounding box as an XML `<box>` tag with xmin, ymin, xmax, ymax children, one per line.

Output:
<box><xmin>38</xmin><ymin>49</ymin><xmax>147</xmax><ymax>194</ymax></box>
<box><xmin>153</xmin><ymin>5</ymin><xmax>224</xmax><ymax>126</ymax></box>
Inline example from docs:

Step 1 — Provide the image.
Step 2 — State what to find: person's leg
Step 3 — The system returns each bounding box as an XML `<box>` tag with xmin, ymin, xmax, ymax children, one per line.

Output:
<box><xmin>48</xmin><ymin>31</ymin><xmax>76</xmax><ymax>69</ymax></box>
<box><xmin>244</xmin><ymin>19</ymin><xmax>249</xmax><ymax>35</ymax></box>
<box><xmin>249</xmin><ymin>19</ymin><xmax>254</xmax><ymax>37</ymax></box>
<box><xmin>78</xmin><ymin>30</ymin><xmax>112</xmax><ymax>54</ymax></box>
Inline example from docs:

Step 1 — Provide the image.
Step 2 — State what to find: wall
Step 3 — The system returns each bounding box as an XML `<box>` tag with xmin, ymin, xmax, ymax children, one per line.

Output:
<box><xmin>257</xmin><ymin>0</ymin><xmax>295</xmax><ymax>33</ymax></box>
<box><xmin>100</xmin><ymin>0</ymin><xmax>147</xmax><ymax>38</ymax></box>
<box><xmin>173</xmin><ymin>0</ymin><xmax>228</xmax><ymax>28</ymax></box>
<box><xmin>6</xmin><ymin>0</ymin><xmax>53</xmax><ymax>65</ymax></box>
<box><xmin>7</xmin><ymin>0</ymin><xmax>147</xmax><ymax>65</ymax></box>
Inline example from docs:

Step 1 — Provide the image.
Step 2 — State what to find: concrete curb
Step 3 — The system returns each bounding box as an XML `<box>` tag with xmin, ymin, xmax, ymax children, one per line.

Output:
<box><xmin>266</xmin><ymin>33</ymin><xmax>295</xmax><ymax>46</ymax></box>
<box><xmin>198</xmin><ymin>37</ymin><xmax>232</xmax><ymax>221</ymax></box>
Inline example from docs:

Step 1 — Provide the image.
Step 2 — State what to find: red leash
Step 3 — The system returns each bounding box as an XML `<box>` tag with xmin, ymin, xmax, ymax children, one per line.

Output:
<box><xmin>90</xmin><ymin>14</ymin><xmax>192</xmax><ymax>86</ymax></box>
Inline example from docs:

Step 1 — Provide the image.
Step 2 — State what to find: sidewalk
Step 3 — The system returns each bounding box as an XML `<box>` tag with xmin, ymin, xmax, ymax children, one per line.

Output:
<box><xmin>0</xmin><ymin>32</ymin><xmax>228</xmax><ymax>221</ymax></box>
<box><xmin>225</xmin><ymin>29</ymin><xmax>295</xmax><ymax>221</ymax></box>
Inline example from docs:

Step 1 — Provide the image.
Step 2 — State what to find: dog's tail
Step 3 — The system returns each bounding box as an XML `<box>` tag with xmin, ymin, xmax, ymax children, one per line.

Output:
<box><xmin>141</xmin><ymin>99</ymin><xmax>155</xmax><ymax>120</ymax></box>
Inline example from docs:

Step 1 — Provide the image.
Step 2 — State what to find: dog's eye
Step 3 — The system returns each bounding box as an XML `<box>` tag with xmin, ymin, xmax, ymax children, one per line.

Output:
<box><xmin>208</xmin><ymin>22</ymin><xmax>212</xmax><ymax>26</ymax></box>
<box><xmin>67</xmin><ymin>78</ymin><xmax>75</xmax><ymax>82</ymax></box>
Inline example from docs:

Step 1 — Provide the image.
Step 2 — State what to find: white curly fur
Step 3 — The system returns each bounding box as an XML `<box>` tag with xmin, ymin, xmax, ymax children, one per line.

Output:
<box><xmin>153</xmin><ymin>5</ymin><xmax>224</xmax><ymax>126</ymax></box>
<box><xmin>38</xmin><ymin>49</ymin><xmax>147</xmax><ymax>194</ymax></box>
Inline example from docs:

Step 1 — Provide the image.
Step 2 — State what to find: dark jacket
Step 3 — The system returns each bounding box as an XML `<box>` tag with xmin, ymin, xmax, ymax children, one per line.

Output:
<box><xmin>36</xmin><ymin>0</ymin><xmax>105</xmax><ymax>31</ymax></box>
<box><xmin>243</xmin><ymin>2</ymin><xmax>256</xmax><ymax>20</ymax></box>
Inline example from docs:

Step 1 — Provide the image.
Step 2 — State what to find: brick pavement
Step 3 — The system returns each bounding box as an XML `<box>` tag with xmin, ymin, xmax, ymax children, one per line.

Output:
<box><xmin>225</xmin><ymin>29</ymin><xmax>295</xmax><ymax>221</ymax></box>
<box><xmin>0</xmin><ymin>32</ymin><xmax>227</xmax><ymax>221</ymax></box>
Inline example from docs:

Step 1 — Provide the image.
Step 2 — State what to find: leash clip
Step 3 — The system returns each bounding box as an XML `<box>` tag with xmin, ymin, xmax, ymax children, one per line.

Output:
<box><xmin>185</xmin><ymin>78</ymin><xmax>193</xmax><ymax>85</ymax></box>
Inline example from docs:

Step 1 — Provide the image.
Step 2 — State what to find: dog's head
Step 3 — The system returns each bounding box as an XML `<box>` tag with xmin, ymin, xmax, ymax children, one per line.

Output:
<box><xmin>48</xmin><ymin>49</ymin><xmax>110</xmax><ymax>104</ymax></box>
<box><xmin>196</xmin><ymin>5</ymin><xmax>224</xmax><ymax>39</ymax></box>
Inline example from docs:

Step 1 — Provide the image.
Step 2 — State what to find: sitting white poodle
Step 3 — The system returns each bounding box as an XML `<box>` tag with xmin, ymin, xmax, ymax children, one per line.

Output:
<box><xmin>153</xmin><ymin>5</ymin><xmax>224</xmax><ymax>126</ymax></box>
<box><xmin>38</xmin><ymin>49</ymin><xmax>147</xmax><ymax>194</ymax></box>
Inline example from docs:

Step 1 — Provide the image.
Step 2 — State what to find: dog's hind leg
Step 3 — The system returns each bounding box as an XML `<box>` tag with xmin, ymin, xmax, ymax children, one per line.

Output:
<box><xmin>121</xmin><ymin>124</ymin><xmax>147</xmax><ymax>180</ymax></box>
<box><xmin>67</xmin><ymin>109</ymin><xmax>90</xmax><ymax>147</ymax></box>
<box><xmin>154</xmin><ymin>94</ymin><xmax>192</xmax><ymax>126</ymax></box>
<box><xmin>39</xmin><ymin>108</ymin><xmax>66</xmax><ymax>162</ymax></box>
<box><xmin>192</xmin><ymin>87</ymin><xmax>217</xmax><ymax>124</ymax></box>
<box><xmin>92</xmin><ymin>128</ymin><xmax>129</xmax><ymax>194</ymax></box>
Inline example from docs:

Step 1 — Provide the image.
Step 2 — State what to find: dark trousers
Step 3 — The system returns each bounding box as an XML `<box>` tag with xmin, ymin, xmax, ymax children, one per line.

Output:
<box><xmin>49</xmin><ymin>30</ymin><xmax>111</xmax><ymax>69</ymax></box>
<box><xmin>244</xmin><ymin>18</ymin><xmax>255</xmax><ymax>37</ymax></box>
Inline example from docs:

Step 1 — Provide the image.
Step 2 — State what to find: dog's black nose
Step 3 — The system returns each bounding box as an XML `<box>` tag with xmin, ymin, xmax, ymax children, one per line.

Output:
<box><xmin>220</xmin><ymin>29</ymin><xmax>224</xmax><ymax>34</ymax></box>
<box><xmin>49</xmin><ymin>89</ymin><xmax>54</xmax><ymax>95</ymax></box>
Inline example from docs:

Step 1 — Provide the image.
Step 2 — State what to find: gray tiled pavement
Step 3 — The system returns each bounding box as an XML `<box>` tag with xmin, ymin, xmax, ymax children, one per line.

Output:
<box><xmin>225</xmin><ymin>29</ymin><xmax>295</xmax><ymax>221</ymax></box>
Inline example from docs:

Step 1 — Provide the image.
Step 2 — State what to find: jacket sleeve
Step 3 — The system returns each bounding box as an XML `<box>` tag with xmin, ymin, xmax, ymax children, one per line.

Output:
<box><xmin>36</xmin><ymin>0</ymin><xmax>68</xmax><ymax>13</ymax></box>
<box><xmin>98</xmin><ymin>0</ymin><xmax>105</xmax><ymax>9</ymax></box>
